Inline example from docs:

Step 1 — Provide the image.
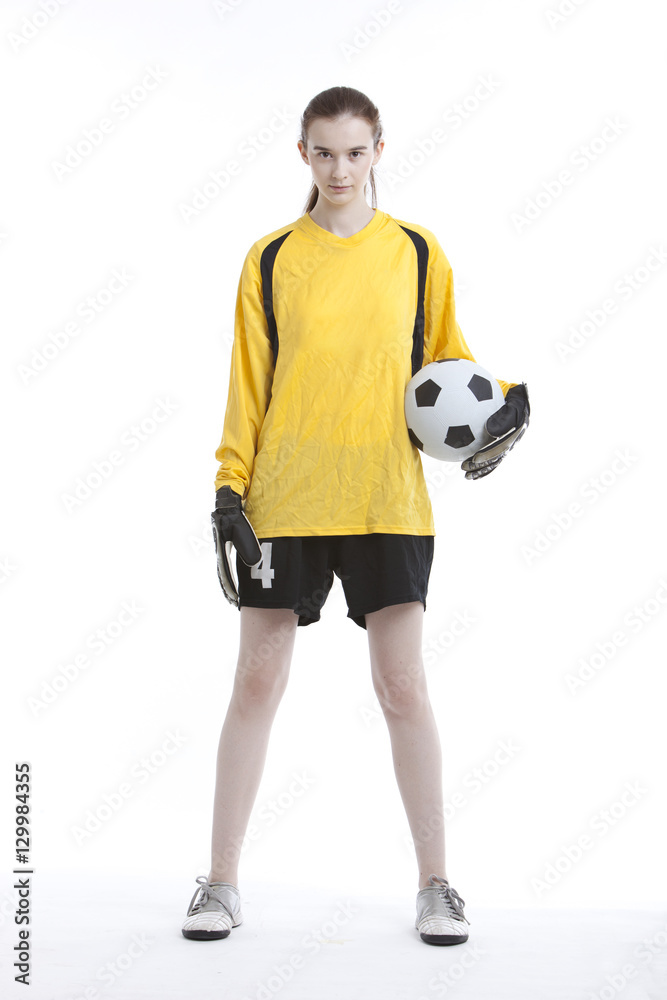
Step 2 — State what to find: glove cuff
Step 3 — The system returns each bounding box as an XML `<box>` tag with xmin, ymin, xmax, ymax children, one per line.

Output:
<box><xmin>215</xmin><ymin>485</ymin><xmax>243</xmax><ymax>510</ymax></box>
<box><xmin>505</xmin><ymin>382</ymin><xmax>530</xmax><ymax>420</ymax></box>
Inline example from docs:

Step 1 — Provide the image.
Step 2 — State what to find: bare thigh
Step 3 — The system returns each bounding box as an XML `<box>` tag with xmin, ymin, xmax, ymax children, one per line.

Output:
<box><xmin>365</xmin><ymin>602</ymin><xmax>428</xmax><ymax>711</ymax></box>
<box><xmin>232</xmin><ymin>606</ymin><xmax>299</xmax><ymax>704</ymax></box>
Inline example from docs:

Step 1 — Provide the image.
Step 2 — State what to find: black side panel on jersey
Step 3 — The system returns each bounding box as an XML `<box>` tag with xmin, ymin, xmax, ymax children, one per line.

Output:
<box><xmin>399</xmin><ymin>226</ymin><xmax>429</xmax><ymax>377</ymax></box>
<box><xmin>259</xmin><ymin>225</ymin><xmax>429</xmax><ymax>399</ymax></box>
<box><xmin>260</xmin><ymin>230</ymin><xmax>294</xmax><ymax>370</ymax></box>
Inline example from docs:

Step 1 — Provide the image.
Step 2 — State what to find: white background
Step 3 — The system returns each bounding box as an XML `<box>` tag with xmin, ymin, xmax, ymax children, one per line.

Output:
<box><xmin>2</xmin><ymin>0</ymin><xmax>666</xmax><ymax>994</ymax></box>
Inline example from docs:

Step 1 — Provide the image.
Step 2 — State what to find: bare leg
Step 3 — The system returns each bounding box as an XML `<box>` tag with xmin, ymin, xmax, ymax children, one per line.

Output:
<box><xmin>365</xmin><ymin>601</ymin><xmax>447</xmax><ymax>891</ymax></box>
<box><xmin>208</xmin><ymin>606</ymin><xmax>298</xmax><ymax>887</ymax></box>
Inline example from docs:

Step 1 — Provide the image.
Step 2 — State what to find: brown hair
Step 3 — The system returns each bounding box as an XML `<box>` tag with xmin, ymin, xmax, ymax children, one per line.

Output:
<box><xmin>299</xmin><ymin>86</ymin><xmax>383</xmax><ymax>214</ymax></box>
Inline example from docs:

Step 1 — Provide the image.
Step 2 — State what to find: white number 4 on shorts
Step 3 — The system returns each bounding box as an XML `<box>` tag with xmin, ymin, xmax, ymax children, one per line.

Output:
<box><xmin>250</xmin><ymin>542</ymin><xmax>275</xmax><ymax>589</ymax></box>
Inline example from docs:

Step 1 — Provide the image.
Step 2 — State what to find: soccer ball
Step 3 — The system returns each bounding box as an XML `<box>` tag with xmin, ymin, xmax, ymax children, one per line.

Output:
<box><xmin>404</xmin><ymin>358</ymin><xmax>505</xmax><ymax>461</ymax></box>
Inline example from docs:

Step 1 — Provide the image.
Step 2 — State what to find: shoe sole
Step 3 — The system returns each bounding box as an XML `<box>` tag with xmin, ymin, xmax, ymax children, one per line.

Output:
<box><xmin>182</xmin><ymin>913</ymin><xmax>242</xmax><ymax>941</ymax></box>
<box><xmin>182</xmin><ymin>927</ymin><xmax>232</xmax><ymax>940</ymax></box>
<box><xmin>419</xmin><ymin>930</ymin><xmax>469</xmax><ymax>945</ymax></box>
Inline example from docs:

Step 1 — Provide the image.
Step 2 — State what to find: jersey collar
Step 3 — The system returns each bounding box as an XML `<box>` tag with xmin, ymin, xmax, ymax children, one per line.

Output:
<box><xmin>299</xmin><ymin>208</ymin><xmax>385</xmax><ymax>247</ymax></box>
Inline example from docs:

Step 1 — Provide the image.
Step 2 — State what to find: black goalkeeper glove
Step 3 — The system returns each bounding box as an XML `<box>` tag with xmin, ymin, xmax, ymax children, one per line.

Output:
<box><xmin>461</xmin><ymin>382</ymin><xmax>530</xmax><ymax>480</ymax></box>
<box><xmin>211</xmin><ymin>486</ymin><xmax>262</xmax><ymax>607</ymax></box>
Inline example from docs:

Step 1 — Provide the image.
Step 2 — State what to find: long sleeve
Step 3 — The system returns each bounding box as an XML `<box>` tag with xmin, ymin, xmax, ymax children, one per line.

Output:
<box><xmin>422</xmin><ymin>236</ymin><xmax>516</xmax><ymax>397</ymax></box>
<box><xmin>214</xmin><ymin>247</ymin><xmax>275</xmax><ymax>498</ymax></box>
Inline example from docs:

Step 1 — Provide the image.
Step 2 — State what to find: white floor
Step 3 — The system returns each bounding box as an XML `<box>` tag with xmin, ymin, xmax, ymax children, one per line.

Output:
<box><xmin>4</xmin><ymin>873</ymin><xmax>666</xmax><ymax>1000</ymax></box>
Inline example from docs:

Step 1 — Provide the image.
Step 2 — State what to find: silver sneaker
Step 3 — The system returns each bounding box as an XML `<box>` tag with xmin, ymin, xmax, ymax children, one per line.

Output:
<box><xmin>182</xmin><ymin>875</ymin><xmax>243</xmax><ymax>940</ymax></box>
<box><xmin>415</xmin><ymin>874</ymin><xmax>470</xmax><ymax>945</ymax></box>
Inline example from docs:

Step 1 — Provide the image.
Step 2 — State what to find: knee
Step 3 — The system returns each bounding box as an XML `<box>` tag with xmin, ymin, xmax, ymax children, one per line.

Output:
<box><xmin>233</xmin><ymin>656</ymin><xmax>290</xmax><ymax>709</ymax></box>
<box><xmin>373</xmin><ymin>662</ymin><xmax>429</xmax><ymax>717</ymax></box>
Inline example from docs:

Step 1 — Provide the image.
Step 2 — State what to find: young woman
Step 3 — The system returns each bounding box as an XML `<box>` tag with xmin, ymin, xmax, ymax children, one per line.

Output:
<box><xmin>182</xmin><ymin>86</ymin><xmax>529</xmax><ymax>947</ymax></box>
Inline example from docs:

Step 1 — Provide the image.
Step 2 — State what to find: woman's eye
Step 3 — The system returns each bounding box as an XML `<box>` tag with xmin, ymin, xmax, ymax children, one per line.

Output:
<box><xmin>318</xmin><ymin>151</ymin><xmax>362</xmax><ymax>158</ymax></box>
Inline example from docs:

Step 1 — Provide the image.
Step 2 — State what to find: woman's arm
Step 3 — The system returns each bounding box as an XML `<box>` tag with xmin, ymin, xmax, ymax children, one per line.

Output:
<box><xmin>214</xmin><ymin>246</ymin><xmax>274</xmax><ymax>499</ymax></box>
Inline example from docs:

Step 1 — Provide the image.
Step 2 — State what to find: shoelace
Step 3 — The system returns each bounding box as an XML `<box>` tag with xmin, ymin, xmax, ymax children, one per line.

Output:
<box><xmin>428</xmin><ymin>875</ymin><xmax>471</xmax><ymax>925</ymax></box>
<box><xmin>187</xmin><ymin>875</ymin><xmax>231</xmax><ymax>915</ymax></box>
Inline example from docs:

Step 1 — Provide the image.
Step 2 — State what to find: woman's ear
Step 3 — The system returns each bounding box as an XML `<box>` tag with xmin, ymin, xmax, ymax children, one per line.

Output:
<box><xmin>372</xmin><ymin>139</ymin><xmax>385</xmax><ymax>166</ymax></box>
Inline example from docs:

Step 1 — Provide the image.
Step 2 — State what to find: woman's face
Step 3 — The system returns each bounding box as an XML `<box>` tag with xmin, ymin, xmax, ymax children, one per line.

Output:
<box><xmin>298</xmin><ymin>116</ymin><xmax>384</xmax><ymax>211</ymax></box>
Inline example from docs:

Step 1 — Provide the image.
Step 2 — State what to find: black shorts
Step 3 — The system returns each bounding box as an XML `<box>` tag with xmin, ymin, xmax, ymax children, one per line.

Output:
<box><xmin>236</xmin><ymin>532</ymin><xmax>434</xmax><ymax>630</ymax></box>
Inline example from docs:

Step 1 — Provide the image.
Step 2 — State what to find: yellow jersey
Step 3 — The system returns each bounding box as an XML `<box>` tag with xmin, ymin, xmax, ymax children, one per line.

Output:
<box><xmin>214</xmin><ymin>208</ymin><xmax>517</xmax><ymax>538</ymax></box>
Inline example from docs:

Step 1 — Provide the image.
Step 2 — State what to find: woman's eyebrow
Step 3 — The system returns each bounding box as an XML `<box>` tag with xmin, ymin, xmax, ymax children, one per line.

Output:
<box><xmin>311</xmin><ymin>144</ymin><xmax>369</xmax><ymax>151</ymax></box>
